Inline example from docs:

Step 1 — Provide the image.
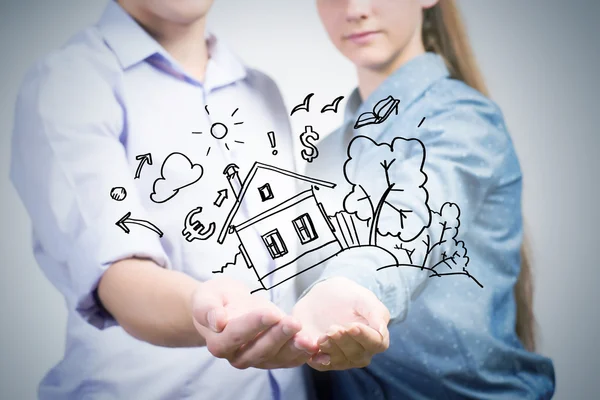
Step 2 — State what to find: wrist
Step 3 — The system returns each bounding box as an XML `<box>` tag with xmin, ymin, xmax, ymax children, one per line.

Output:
<box><xmin>187</xmin><ymin>280</ymin><xmax>207</xmax><ymax>347</ymax></box>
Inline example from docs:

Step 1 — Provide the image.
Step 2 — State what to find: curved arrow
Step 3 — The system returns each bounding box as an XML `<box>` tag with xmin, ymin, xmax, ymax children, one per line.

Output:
<box><xmin>134</xmin><ymin>153</ymin><xmax>153</xmax><ymax>179</ymax></box>
<box><xmin>116</xmin><ymin>212</ymin><xmax>163</xmax><ymax>237</ymax></box>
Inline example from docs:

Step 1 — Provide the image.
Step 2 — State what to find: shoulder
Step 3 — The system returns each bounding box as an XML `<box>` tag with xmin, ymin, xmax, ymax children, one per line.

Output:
<box><xmin>16</xmin><ymin>27</ymin><xmax>123</xmax><ymax>126</ymax></box>
<box><xmin>244</xmin><ymin>67</ymin><xmax>278</xmax><ymax>89</ymax></box>
<box><xmin>421</xmin><ymin>78</ymin><xmax>509</xmax><ymax>141</ymax></box>
<box><xmin>243</xmin><ymin>67</ymin><xmax>290</xmax><ymax>123</ymax></box>
<box><xmin>18</xmin><ymin>27</ymin><xmax>122</xmax><ymax>105</ymax></box>
<box><xmin>411</xmin><ymin>78</ymin><xmax>522</xmax><ymax>182</ymax></box>
<box><xmin>244</xmin><ymin>68</ymin><xmax>284</xmax><ymax>101</ymax></box>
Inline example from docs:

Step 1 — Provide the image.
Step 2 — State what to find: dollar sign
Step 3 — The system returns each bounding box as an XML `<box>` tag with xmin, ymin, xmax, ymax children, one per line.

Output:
<box><xmin>300</xmin><ymin>125</ymin><xmax>320</xmax><ymax>163</ymax></box>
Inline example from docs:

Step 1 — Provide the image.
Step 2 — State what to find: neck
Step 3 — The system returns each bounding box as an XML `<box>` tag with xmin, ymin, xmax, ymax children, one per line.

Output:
<box><xmin>119</xmin><ymin>3</ymin><xmax>209</xmax><ymax>82</ymax></box>
<box><xmin>356</xmin><ymin>31</ymin><xmax>426</xmax><ymax>101</ymax></box>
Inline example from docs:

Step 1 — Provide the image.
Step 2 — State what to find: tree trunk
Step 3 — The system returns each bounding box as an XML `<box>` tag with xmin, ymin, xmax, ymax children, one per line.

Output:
<box><xmin>369</xmin><ymin>184</ymin><xmax>395</xmax><ymax>246</ymax></box>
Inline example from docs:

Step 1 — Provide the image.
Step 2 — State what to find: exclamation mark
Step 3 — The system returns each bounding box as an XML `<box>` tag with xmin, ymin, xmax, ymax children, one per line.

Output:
<box><xmin>267</xmin><ymin>131</ymin><xmax>277</xmax><ymax>155</ymax></box>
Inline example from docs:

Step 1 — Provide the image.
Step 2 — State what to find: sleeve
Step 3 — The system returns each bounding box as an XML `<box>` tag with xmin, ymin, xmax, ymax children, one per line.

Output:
<box><xmin>301</xmin><ymin>96</ymin><xmax>519</xmax><ymax>322</ymax></box>
<box><xmin>10</xmin><ymin>58</ymin><xmax>171</xmax><ymax>329</ymax></box>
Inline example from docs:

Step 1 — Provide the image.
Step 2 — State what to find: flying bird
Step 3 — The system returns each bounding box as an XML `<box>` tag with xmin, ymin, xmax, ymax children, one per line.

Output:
<box><xmin>290</xmin><ymin>93</ymin><xmax>314</xmax><ymax>116</ymax></box>
<box><xmin>320</xmin><ymin>95</ymin><xmax>344</xmax><ymax>113</ymax></box>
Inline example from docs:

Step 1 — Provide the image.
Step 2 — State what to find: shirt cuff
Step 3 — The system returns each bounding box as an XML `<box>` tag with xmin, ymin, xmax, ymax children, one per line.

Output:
<box><xmin>298</xmin><ymin>246</ymin><xmax>412</xmax><ymax>322</ymax></box>
<box><xmin>67</xmin><ymin>215</ymin><xmax>170</xmax><ymax>330</ymax></box>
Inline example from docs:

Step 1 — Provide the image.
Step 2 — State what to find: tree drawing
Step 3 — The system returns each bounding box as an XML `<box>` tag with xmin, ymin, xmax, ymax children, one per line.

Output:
<box><xmin>343</xmin><ymin>135</ymin><xmax>431</xmax><ymax>246</ymax></box>
<box><xmin>378</xmin><ymin>202</ymin><xmax>482</xmax><ymax>288</ymax></box>
<box><xmin>343</xmin><ymin>135</ymin><xmax>483</xmax><ymax>288</ymax></box>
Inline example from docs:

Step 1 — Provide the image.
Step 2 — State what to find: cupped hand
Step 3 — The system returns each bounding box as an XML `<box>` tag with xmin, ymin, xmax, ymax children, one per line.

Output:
<box><xmin>292</xmin><ymin>277</ymin><xmax>391</xmax><ymax>371</ymax></box>
<box><xmin>192</xmin><ymin>277</ymin><xmax>318</xmax><ymax>369</ymax></box>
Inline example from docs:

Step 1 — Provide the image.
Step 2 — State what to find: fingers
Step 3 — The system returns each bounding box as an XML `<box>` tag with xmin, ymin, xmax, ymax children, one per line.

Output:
<box><xmin>310</xmin><ymin>322</ymin><xmax>390</xmax><ymax>371</ymax></box>
<box><xmin>307</xmin><ymin>325</ymin><xmax>347</xmax><ymax>371</ymax></box>
<box><xmin>361</xmin><ymin>300</ymin><xmax>391</xmax><ymax>338</ymax></box>
<box><xmin>254</xmin><ymin>339</ymin><xmax>315</xmax><ymax>370</ymax></box>
<box><xmin>308</xmin><ymin>351</ymin><xmax>333</xmax><ymax>372</ymax></box>
<box><xmin>205</xmin><ymin>308</ymin><xmax>282</xmax><ymax>360</ymax></box>
<box><xmin>326</xmin><ymin>325</ymin><xmax>370</xmax><ymax>366</ymax></box>
<box><xmin>191</xmin><ymin>278</ymin><xmax>251</xmax><ymax>333</ymax></box>
<box><xmin>191</xmin><ymin>285</ymin><xmax>227</xmax><ymax>333</ymax></box>
<box><xmin>348</xmin><ymin>323</ymin><xmax>389</xmax><ymax>354</ymax></box>
<box><xmin>356</xmin><ymin>296</ymin><xmax>391</xmax><ymax>350</ymax></box>
<box><xmin>192</xmin><ymin>278</ymin><xmax>322</xmax><ymax>369</ymax></box>
<box><xmin>230</xmin><ymin>316</ymin><xmax>302</xmax><ymax>369</ymax></box>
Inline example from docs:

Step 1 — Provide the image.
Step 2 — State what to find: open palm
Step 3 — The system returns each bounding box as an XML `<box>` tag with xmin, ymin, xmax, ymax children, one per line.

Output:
<box><xmin>292</xmin><ymin>277</ymin><xmax>390</xmax><ymax>370</ymax></box>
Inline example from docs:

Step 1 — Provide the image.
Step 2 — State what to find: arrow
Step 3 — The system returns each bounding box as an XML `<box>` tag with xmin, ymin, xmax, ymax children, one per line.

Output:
<box><xmin>116</xmin><ymin>212</ymin><xmax>163</xmax><ymax>237</ymax></box>
<box><xmin>214</xmin><ymin>189</ymin><xmax>228</xmax><ymax>207</ymax></box>
<box><xmin>134</xmin><ymin>153</ymin><xmax>153</xmax><ymax>179</ymax></box>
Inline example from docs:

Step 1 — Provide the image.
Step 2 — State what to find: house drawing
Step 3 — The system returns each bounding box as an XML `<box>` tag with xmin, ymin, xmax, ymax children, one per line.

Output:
<box><xmin>217</xmin><ymin>162</ymin><xmax>343</xmax><ymax>291</ymax></box>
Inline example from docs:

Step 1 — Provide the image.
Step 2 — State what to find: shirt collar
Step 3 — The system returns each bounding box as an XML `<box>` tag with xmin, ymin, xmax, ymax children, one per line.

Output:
<box><xmin>203</xmin><ymin>34</ymin><xmax>247</xmax><ymax>91</ymax></box>
<box><xmin>96</xmin><ymin>1</ymin><xmax>162</xmax><ymax>70</ymax></box>
<box><xmin>96</xmin><ymin>1</ymin><xmax>246</xmax><ymax>89</ymax></box>
<box><xmin>343</xmin><ymin>52</ymin><xmax>450</xmax><ymax>136</ymax></box>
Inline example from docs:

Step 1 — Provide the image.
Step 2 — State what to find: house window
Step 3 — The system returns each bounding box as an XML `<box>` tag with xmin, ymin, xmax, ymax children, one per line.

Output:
<box><xmin>258</xmin><ymin>183</ymin><xmax>274</xmax><ymax>202</ymax></box>
<box><xmin>292</xmin><ymin>213</ymin><xmax>318</xmax><ymax>245</ymax></box>
<box><xmin>262</xmin><ymin>229</ymin><xmax>288</xmax><ymax>259</ymax></box>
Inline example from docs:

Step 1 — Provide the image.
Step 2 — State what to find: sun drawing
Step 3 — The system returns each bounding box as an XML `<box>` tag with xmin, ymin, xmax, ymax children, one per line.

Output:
<box><xmin>192</xmin><ymin>105</ymin><xmax>245</xmax><ymax>155</ymax></box>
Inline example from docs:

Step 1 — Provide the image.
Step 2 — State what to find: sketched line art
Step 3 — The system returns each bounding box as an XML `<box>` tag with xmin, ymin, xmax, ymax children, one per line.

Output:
<box><xmin>354</xmin><ymin>95</ymin><xmax>400</xmax><ymax>129</ymax></box>
<box><xmin>116</xmin><ymin>212</ymin><xmax>163</xmax><ymax>237</ymax></box>
<box><xmin>211</xmin><ymin>126</ymin><xmax>481</xmax><ymax>290</ymax></box>
<box><xmin>343</xmin><ymin>135</ymin><xmax>430</xmax><ymax>244</ymax></box>
<box><xmin>110</xmin><ymin>187</ymin><xmax>127</xmax><ymax>201</ymax></box>
<box><xmin>299</xmin><ymin>125</ymin><xmax>320</xmax><ymax>163</ymax></box>
<box><xmin>377</xmin><ymin>203</ymin><xmax>482</xmax><ymax>288</ymax></box>
<box><xmin>212</xmin><ymin>247</ymin><xmax>244</xmax><ymax>274</ymax></box>
<box><xmin>192</xmin><ymin>105</ymin><xmax>245</xmax><ymax>154</ymax></box>
<box><xmin>134</xmin><ymin>153</ymin><xmax>153</xmax><ymax>179</ymax></box>
<box><xmin>150</xmin><ymin>152</ymin><xmax>203</xmax><ymax>204</ymax></box>
<box><xmin>321</xmin><ymin>96</ymin><xmax>344</xmax><ymax>114</ymax></box>
<box><xmin>182</xmin><ymin>206</ymin><xmax>216</xmax><ymax>242</ymax></box>
<box><xmin>214</xmin><ymin>189</ymin><xmax>228</xmax><ymax>207</ymax></box>
<box><xmin>341</xmin><ymin>134</ymin><xmax>482</xmax><ymax>287</ymax></box>
<box><xmin>418</xmin><ymin>117</ymin><xmax>426</xmax><ymax>128</ymax></box>
<box><xmin>216</xmin><ymin>162</ymin><xmax>341</xmax><ymax>291</ymax></box>
<box><xmin>266</xmin><ymin>131</ymin><xmax>278</xmax><ymax>155</ymax></box>
<box><xmin>290</xmin><ymin>93</ymin><xmax>314</xmax><ymax>116</ymax></box>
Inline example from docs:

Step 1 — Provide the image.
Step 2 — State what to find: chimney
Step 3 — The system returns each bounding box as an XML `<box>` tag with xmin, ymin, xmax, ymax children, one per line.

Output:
<box><xmin>223</xmin><ymin>163</ymin><xmax>242</xmax><ymax>199</ymax></box>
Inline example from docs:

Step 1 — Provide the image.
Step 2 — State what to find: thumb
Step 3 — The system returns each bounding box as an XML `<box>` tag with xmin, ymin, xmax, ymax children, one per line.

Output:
<box><xmin>191</xmin><ymin>286</ymin><xmax>228</xmax><ymax>333</ymax></box>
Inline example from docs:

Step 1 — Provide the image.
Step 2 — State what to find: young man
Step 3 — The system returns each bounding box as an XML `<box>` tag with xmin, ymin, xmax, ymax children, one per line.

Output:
<box><xmin>11</xmin><ymin>1</ymin><xmax>389</xmax><ymax>398</ymax></box>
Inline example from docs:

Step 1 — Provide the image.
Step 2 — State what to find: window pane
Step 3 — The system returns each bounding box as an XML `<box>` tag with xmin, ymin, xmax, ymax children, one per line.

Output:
<box><xmin>258</xmin><ymin>183</ymin><xmax>274</xmax><ymax>202</ymax></box>
<box><xmin>292</xmin><ymin>213</ymin><xmax>318</xmax><ymax>244</ymax></box>
<box><xmin>261</xmin><ymin>229</ymin><xmax>288</xmax><ymax>259</ymax></box>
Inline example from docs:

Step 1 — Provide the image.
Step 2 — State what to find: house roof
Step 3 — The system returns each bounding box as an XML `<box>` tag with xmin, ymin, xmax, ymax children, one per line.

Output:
<box><xmin>217</xmin><ymin>162</ymin><xmax>336</xmax><ymax>244</ymax></box>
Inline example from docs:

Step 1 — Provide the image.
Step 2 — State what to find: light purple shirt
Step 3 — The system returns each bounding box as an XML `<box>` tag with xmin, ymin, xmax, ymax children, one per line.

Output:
<box><xmin>10</xmin><ymin>2</ymin><xmax>307</xmax><ymax>399</ymax></box>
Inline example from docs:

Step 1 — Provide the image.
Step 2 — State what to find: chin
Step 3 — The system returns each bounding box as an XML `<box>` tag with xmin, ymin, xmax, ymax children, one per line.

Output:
<box><xmin>347</xmin><ymin>50</ymin><xmax>395</xmax><ymax>72</ymax></box>
<box><xmin>156</xmin><ymin>0</ymin><xmax>212</xmax><ymax>23</ymax></box>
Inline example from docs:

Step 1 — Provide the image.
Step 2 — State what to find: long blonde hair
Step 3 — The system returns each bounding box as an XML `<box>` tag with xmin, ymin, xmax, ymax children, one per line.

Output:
<box><xmin>422</xmin><ymin>1</ymin><xmax>536</xmax><ymax>352</ymax></box>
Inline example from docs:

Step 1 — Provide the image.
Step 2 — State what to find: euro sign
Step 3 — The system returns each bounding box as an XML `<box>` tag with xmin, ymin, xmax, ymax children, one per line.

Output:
<box><xmin>300</xmin><ymin>126</ymin><xmax>319</xmax><ymax>163</ymax></box>
<box><xmin>182</xmin><ymin>207</ymin><xmax>216</xmax><ymax>242</ymax></box>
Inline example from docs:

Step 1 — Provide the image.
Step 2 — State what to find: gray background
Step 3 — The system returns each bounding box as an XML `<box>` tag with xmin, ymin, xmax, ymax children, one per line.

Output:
<box><xmin>0</xmin><ymin>0</ymin><xmax>598</xmax><ymax>398</ymax></box>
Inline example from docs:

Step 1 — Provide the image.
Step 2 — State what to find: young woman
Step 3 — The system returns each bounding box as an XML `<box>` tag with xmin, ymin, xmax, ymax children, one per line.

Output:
<box><xmin>301</xmin><ymin>0</ymin><xmax>556</xmax><ymax>398</ymax></box>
